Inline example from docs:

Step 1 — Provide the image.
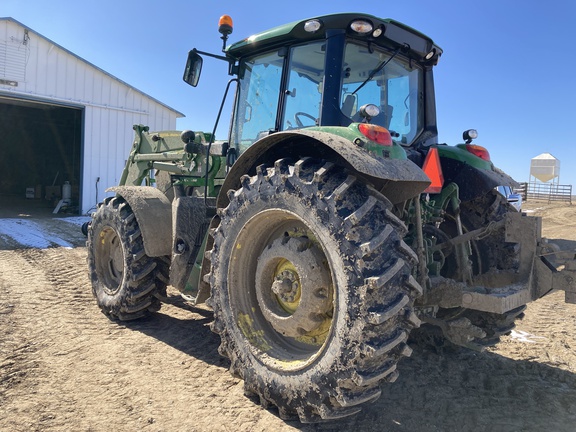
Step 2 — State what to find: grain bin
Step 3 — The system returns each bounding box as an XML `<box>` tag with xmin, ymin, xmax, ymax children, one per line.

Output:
<box><xmin>530</xmin><ymin>153</ymin><xmax>560</xmax><ymax>183</ymax></box>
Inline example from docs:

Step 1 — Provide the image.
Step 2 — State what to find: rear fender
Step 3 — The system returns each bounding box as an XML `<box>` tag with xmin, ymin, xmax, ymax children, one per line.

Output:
<box><xmin>435</xmin><ymin>146</ymin><xmax>519</xmax><ymax>202</ymax></box>
<box><xmin>443</xmin><ymin>161</ymin><xmax>519</xmax><ymax>202</ymax></box>
<box><xmin>217</xmin><ymin>130</ymin><xmax>431</xmax><ymax>207</ymax></box>
<box><xmin>107</xmin><ymin>186</ymin><xmax>172</xmax><ymax>257</ymax></box>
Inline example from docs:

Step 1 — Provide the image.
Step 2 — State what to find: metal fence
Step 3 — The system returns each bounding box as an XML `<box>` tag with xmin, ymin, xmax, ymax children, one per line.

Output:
<box><xmin>517</xmin><ymin>182</ymin><xmax>573</xmax><ymax>204</ymax></box>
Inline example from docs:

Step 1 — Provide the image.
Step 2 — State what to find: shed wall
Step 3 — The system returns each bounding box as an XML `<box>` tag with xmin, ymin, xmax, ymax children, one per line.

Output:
<box><xmin>1</xmin><ymin>19</ymin><xmax>183</xmax><ymax>214</ymax></box>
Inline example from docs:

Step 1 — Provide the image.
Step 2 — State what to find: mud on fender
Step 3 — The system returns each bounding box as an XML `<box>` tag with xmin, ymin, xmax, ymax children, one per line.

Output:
<box><xmin>217</xmin><ymin>130</ymin><xmax>431</xmax><ymax>207</ymax></box>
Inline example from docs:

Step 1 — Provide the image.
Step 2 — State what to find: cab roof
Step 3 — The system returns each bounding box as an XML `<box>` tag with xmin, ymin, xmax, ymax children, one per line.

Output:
<box><xmin>226</xmin><ymin>13</ymin><xmax>442</xmax><ymax>64</ymax></box>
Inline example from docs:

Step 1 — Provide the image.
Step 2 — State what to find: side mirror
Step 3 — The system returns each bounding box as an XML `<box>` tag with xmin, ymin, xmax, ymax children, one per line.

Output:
<box><xmin>183</xmin><ymin>50</ymin><xmax>203</xmax><ymax>87</ymax></box>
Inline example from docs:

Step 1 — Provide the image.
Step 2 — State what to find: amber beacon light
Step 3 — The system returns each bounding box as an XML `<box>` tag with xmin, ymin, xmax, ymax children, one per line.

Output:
<box><xmin>218</xmin><ymin>15</ymin><xmax>234</xmax><ymax>51</ymax></box>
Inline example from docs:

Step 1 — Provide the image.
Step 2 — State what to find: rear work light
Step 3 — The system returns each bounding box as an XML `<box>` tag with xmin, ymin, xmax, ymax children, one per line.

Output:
<box><xmin>465</xmin><ymin>144</ymin><xmax>491</xmax><ymax>161</ymax></box>
<box><xmin>358</xmin><ymin>124</ymin><xmax>392</xmax><ymax>146</ymax></box>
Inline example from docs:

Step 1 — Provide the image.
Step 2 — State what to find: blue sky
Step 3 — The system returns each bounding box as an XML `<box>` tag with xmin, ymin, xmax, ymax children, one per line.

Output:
<box><xmin>4</xmin><ymin>0</ymin><xmax>576</xmax><ymax>188</ymax></box>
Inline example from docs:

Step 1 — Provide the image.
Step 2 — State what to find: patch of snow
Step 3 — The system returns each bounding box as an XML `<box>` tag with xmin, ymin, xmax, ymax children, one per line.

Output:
<box><xmin>0</xmin><ymin>217</ymin><xmax>88</xmax><ymax>249</ymax></box>
<box><xmin>59</xmin><ymin>216</ymin><xmax>91</xmax><ymax>227</ymax></box>
<box><xmin>522</xmin><ymin>207</ymin><xmax>546</xmax><ymax>214</ymax></box>
<box><xmin>509</xmin><ymin>329</ymin><xmax>545</xmax><ymax>343</ymax></box>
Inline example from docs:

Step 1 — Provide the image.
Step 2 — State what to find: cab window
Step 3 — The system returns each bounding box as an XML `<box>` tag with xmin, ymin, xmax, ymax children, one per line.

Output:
<box><xmin>282</xmin><ymin>41</ymin><xmax>325</xmax><ymax>129</ymax></box>
<box><xmin>232</xmin><ymin>51</ymin><xmax>283</xmax><ymax>152</ymax></box>
<box><xmin>340</xmin><ymin>42</ymin><xmax>423</xmax><ymax>145</ymax></box>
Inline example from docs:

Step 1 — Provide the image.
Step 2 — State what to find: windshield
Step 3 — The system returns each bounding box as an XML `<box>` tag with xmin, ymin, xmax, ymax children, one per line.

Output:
<box><xmin>341</xmin><ymin>43</ymin><xmax>423</xmax><ymax>145</ymax></box>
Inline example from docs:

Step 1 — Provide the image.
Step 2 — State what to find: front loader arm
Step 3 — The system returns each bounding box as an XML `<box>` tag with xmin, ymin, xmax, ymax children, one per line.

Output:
<box><xmin>119</xmin><ymin>125</ymin><xmax>195</xmax><ymax>186</ymax></box>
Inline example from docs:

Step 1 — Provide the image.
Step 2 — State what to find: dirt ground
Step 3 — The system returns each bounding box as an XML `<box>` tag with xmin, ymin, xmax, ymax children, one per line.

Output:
<box><xmin>1</xmin><ymin>199</ymin><xmax>575</xmax><ymax>431</ymax></box>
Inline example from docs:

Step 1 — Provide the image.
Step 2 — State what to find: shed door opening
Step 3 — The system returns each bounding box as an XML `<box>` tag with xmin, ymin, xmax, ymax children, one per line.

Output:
<box><xmin>0</xmin><ymin>96</ymin><xmax>83</xmax><ymax>216</ymax></box>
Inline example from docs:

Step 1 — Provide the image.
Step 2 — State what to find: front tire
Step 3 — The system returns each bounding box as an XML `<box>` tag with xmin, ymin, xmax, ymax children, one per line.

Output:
<box><xmin>87</xmin><ymin>196</ymin><xmax>165</xmax><ymax>320</ymax></box>
<box><xmin>208</xmin><ymin>158</ymin><xmax>422</xmax><ymax>422</ymax></box>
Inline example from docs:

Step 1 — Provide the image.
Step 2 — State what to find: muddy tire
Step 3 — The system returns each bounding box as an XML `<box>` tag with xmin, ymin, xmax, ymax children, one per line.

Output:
<box><xmin>421</xmin><ymin>189</ymin><xmax>525</xmax><ymax>348</ymax></box>
<box><xmin>459</xmin><ymin>190</ymin><xmax>525</xmax><ymax>344</ymax></box>
<box><xmin>207</xmin><ymin>158</ymin><xmax>422</xmax><ymax>422</ymax></box>
<box><xmin>459</xmin><ymin>189</ymin><xmax>520</xmax><ymax>274</ymax></box>
<box><xmin>87</xmin><ymin>196</ymin><xmax>165</xmax><ymax>320</ymax></box>
<box><xmin>458</xmin><ymin>305</ymin><xmax>526</xmax><ymax>347</ymax></box>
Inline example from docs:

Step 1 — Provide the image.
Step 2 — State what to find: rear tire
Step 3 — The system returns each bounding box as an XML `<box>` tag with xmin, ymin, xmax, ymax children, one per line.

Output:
<box><xmin>87</xmin><ymin>196</ymin><xmax>165</xmax><ymax>320</ymax></box>
<box><xmin>208</xmin><ymin>158</ymin><xmax>422</xmax><ymax>422</ymax></box>
<box><xmin>419</xmin><ymin>189</ymin><xmax>525</xmax><ymax>349</ymax></box>
<box><xmin>458</xmin><ymin>189</ymin><xmax>524</xmax><ymax>345</ymax></box>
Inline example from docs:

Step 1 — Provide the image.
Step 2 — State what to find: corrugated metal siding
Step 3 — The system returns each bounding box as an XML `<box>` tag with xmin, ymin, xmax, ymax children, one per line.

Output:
<box><xmin>0</xmin><ymin>19</ymin><xmax>183</xmax><ymax>214</ymax></box>
<box><xmin>0</xmin><ymin>38</ymin><xmax>26</xmax><ymax>82</ymax></box>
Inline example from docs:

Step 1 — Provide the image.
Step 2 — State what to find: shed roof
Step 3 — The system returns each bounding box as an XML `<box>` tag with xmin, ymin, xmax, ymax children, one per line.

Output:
<box><xmin>0</xmin><ymin>17</ymin><xmax>185</xmax><ymax>117</ymax></box>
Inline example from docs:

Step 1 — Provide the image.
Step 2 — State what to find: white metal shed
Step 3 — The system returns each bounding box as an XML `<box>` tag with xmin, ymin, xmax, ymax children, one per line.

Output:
<box><xmin>0</xmin><ymin>17</ymin><xmax>184</xmax><ymax>215</ymax></box>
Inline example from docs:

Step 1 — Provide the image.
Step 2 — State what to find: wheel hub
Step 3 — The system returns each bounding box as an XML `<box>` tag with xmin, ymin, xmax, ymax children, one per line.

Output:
<box><xmin>271</xmin><ymin>268</ymin><xmax>300</xmax><ymax>305</ymax></box>
<box><xmin>97</xmin><ymin>227</ymin><xmax>124</xmax><ymax>295</ymax></box>
<box><xmin>255</xmin><ymin>236</ymin><xmax>332</xmax><ymax>338</ymax></box>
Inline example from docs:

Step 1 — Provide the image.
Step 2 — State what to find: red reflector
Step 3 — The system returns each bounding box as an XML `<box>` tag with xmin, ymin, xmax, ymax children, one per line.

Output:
<box><xmin>465</xmin><ymin>144</ymin><xmax>490</xmax><ymax>161</ymax></box>
<box><xmin>422</xmin><ymin>147</ymin><xmax>444</xmax><ymax>194</ymax></box>
<box><xmin>358</xmin><ymin>124</ymin><xmax>392</xmax><ymax>146</ymax></box>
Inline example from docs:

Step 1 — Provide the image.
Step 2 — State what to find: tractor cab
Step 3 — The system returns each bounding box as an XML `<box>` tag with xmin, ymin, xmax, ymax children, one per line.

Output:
<box><xmin>185</xmin><ymin>14</ymin><xmax>443</xmax><ymax>154</ymax></box>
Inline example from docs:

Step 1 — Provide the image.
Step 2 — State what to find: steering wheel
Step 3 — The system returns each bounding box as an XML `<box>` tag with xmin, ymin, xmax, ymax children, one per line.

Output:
<box><xmin>294</xmin><ymin>112</ymin><xmax>317</xmax><ymax>128</ymax></box>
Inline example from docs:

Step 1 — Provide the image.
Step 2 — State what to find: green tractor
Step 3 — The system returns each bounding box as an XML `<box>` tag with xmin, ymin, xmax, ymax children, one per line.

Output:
<box><xmin>86</xmin><ymin>13</ymin><xmax>576</xmax><ymax>422</ymax></box>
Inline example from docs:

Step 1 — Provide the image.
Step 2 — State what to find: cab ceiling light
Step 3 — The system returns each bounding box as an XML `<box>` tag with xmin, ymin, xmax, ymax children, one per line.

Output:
<box><xmin>304</xmin><ymin>19</ymin><xmax>322</xmax><ymax>33</ymax></box>
<box><xmin>425</xmin><ymin>48</ymin><xmax>436</xmax><ymax>60</ymax></box>
<box><xmin>350</xmin><ymin>20</ymin><xmax>373</xmax><ymax>34</ymax></box>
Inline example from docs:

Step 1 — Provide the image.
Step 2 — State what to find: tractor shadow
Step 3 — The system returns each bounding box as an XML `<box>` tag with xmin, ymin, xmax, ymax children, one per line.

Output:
<box><xmin>123</xmin><ymin>298</ymin><xmax>227</xmax><ymax>369</ymax></box>
<box><xmin>309</xmin><ymin>345</ymin><xmax>576</xmax><ymax>432</ymax></box>
<box><xmin>547</xmin><ymin>238</ymin><xmax>576</xmax><ymax>254</ymax></box>
<box><xmin>122</xmin><ymin>300</ymin><xmax>576</xmax><ymax>432</ymax></box>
